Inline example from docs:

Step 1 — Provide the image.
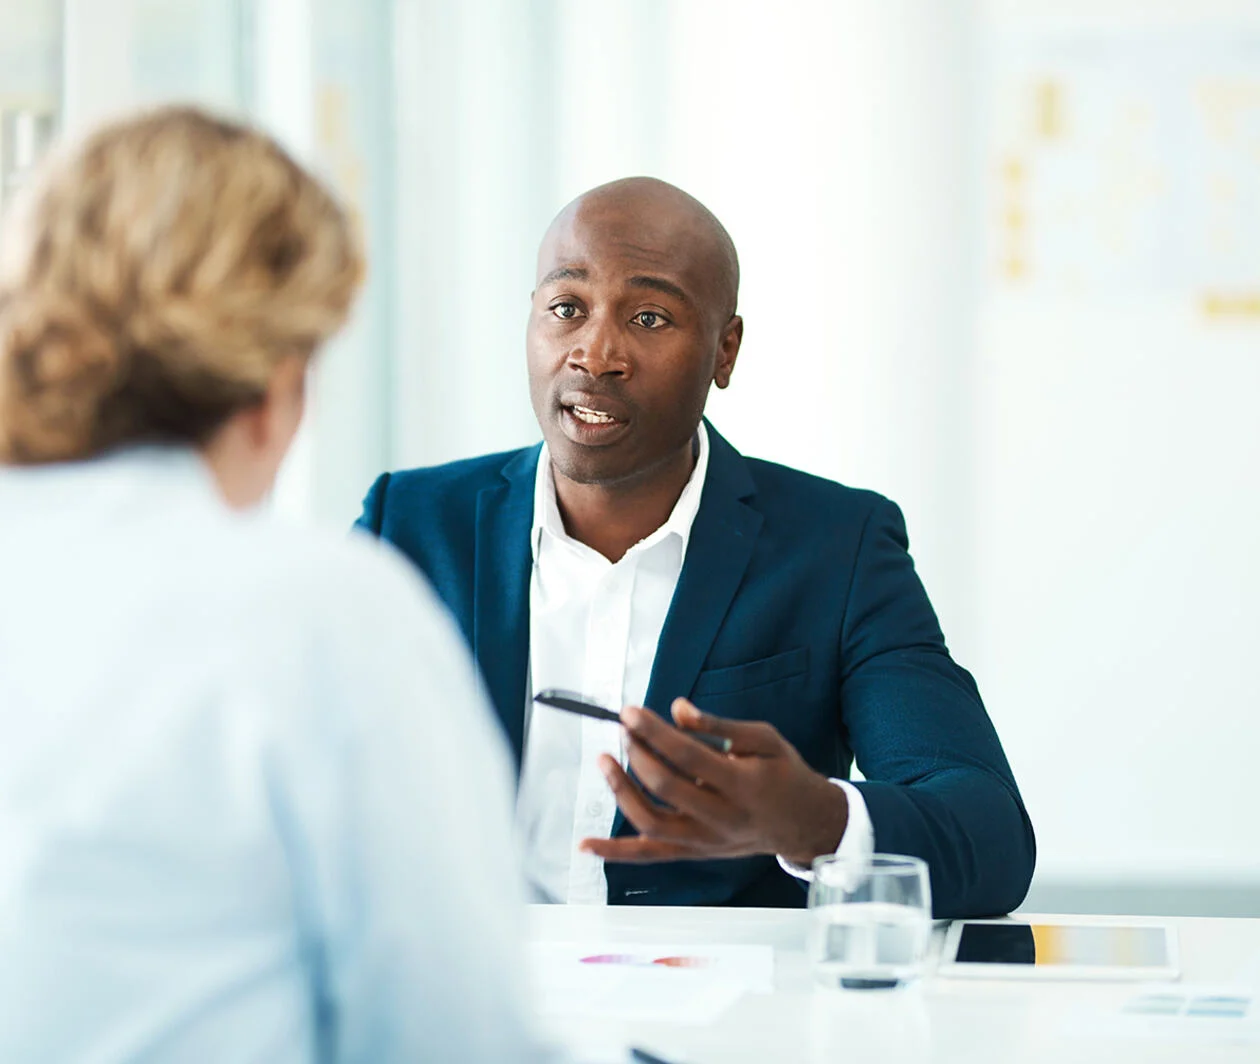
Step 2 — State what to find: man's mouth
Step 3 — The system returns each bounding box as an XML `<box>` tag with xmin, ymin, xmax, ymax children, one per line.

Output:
<box><xmin>556</xmin><ymin>394</ymin><xmax>631</xmax><ymax>446</ymax></box>
<box><xmin>568</xmin><ymin>403</ymin><xmax>620</xmax><ymax>426</ymax></box>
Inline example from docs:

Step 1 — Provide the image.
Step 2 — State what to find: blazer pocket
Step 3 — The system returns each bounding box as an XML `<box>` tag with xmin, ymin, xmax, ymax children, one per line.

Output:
<box><xmin>691</xmin><ymin>646</ymin><xmax>809</xmax><ymax>698</ymax></box>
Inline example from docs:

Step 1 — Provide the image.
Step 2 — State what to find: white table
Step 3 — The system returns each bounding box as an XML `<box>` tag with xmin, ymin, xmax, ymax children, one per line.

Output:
<box><xmin>528</xmin><ymin>905</ymin><xmax>1260</xmax><ymax>1063</ymax></box>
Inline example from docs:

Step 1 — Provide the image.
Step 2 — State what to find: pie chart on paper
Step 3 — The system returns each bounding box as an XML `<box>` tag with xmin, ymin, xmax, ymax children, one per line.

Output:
<box><xmin>579</xmin><ymin>953</ymin><xmax>711</xmax><ymax>968</ymax></box>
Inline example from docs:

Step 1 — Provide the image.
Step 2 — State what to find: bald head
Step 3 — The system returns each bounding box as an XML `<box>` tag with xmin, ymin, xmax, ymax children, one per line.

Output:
<box><xmin>537</xmin><ymin>177</ymin><xmax>740</xmax><ymax>326</ymax></box>
<box><xmin>526</xmin><ymin>176</ymin><xmax>745</xmax><ymax>493</ymax></box>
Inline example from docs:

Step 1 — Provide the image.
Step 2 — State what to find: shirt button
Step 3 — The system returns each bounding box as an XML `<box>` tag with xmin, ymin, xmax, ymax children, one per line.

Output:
<box><xmin>587</xmin><ymin>801</ymin><xmax>605</xmax><ymax>818</ymax></box>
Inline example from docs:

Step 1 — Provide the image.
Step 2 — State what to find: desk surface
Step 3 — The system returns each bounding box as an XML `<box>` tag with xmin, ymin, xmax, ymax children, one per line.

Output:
<box><xmin>528</xmin><ymin>905</ymin><xmax>1260</xmax><ymax>1064</ymax></box>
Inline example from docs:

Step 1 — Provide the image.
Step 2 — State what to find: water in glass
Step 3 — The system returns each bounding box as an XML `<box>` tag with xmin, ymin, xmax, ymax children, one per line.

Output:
<box><xmin>809</xmin><ymin>901</ymin><xmax>930</xmax><ymax>989</ymax></box>
<box><xmin>807</xmin><ymin>853</ymin><xmax>931</xmax><ymax>990</ymax></box>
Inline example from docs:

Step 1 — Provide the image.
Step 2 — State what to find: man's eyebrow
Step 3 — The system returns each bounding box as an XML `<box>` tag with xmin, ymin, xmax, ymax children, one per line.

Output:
<box><xmin>539</xmin><ymin>266</ymin><xmax>588</xmax><ymax>286</ymax></box>
<box><xmin>628</xmin><ymin>275</ymin><xmax>690</xmax><ymax>304</ymax></box>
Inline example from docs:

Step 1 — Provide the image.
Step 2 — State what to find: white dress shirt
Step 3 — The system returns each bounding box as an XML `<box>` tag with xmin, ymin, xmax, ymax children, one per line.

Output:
<box><xmin>515</xmin><ymin>424</ymin><xmax>874</xmax><ymax>906</ymax></box>
<box><xmin>0</xmin><ymin>448</ymin><xmax>555</xmax><ymax>1064</ymax></box>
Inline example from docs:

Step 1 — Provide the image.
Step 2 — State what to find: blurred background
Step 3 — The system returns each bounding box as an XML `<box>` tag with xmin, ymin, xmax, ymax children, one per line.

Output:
<box><xmin>1</xmin><ymin>0</ymin><xmax>1257</xmax><ymax>917</ymax></box>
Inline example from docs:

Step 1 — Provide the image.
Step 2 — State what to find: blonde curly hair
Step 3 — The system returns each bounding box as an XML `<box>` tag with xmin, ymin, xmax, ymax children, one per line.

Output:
<box><xmin>0</xmin><ymin>105</ymin><xmax>364</xmax><ymax>464</ymax></box>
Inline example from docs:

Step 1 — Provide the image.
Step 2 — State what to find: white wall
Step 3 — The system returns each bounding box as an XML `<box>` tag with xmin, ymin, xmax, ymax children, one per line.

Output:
<box><xmin>0</xmin><ymin>1</ymin><xmax>59</xmax><ymax>101</ymax></box>
<box><xmin>390</xmin><ymin>0</ymin><xmax>553</xmax><ymax>474</ymax></box>
<box><xmin>61</xmin><ymin>0</ymin><xmax>245</xmax><ymax>133</ymax></box>
<box><xmin>975</xmin><ymin>0</ymin><xmax>1260</xmax><ymax>888</ymax></box>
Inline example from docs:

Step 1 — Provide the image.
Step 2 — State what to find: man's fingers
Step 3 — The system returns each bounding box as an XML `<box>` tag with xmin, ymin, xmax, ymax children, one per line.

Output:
<box><xmin>671</xmin><ymin>699</ymin><xmax>784</xmax><ymax>756</ymax></box>
<box><xmin>625</xmin><ymin>736</ymin><xmax>737</xmax><ymax>830</ymax></box>
<box><xmin>620</xmin><ymin>705</ymin><xmax>734</xmax><ymax>787</ymax></box>
<box><xmin>597</xmin><ymin>756</ymin><xmax>695</xmax><ymax>844</ymax></box>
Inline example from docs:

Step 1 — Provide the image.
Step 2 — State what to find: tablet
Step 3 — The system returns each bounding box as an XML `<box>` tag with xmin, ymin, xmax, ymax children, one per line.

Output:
<box><xmin>938</xmin><ymin>919</ymin><xmax>1179</xmax><ymax>981</ymax></box>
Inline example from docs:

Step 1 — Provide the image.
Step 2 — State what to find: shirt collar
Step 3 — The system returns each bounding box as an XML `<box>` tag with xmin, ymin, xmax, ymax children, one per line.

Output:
<box><xmin>531</xmin><ymin>420</ymin><xmax>711</xmax><ymax>561</ymax></box>
<box><xmin>0</xmin><ymin>443</ymin><xmax>216</xmax><ymax>501</ymax></box>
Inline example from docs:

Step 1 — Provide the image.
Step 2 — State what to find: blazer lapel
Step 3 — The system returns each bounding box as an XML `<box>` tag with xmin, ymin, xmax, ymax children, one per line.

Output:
<box><xmin>612</xmin><ymin>424</ymin><xmax>761</xmax><ymax>841</ymax></box>
<box><xmin>473</xmin><ymin>446</ymin><xmax>539</xmax><ymax>769</ymax></box>
<box><xmin>642</xmin><ymin>423</ymin><xmax>763</xmax><ymax>717</ymax></box>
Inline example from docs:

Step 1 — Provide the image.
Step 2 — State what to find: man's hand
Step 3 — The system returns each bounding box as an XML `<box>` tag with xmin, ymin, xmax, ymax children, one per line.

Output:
<box><xmin>578</xmin><ymin>698</ymin><xmax>849</xmax><ymax>867</ymax></box>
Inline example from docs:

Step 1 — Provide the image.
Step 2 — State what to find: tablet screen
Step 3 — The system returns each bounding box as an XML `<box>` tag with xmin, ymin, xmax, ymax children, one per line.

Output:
<box><xmin>954</xmin><ymin>923</ymin><xmax>1171</xmax><ymax>968</ymax></box>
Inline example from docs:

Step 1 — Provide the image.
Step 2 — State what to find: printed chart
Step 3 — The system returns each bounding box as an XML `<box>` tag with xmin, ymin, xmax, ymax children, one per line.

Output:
<box><xmin>987</xmin><ymin>27</ymin><xmax>1260</xmax><ymax>318</ymax></box>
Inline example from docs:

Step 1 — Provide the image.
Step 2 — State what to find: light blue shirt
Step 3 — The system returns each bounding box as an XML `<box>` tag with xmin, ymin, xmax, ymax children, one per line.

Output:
<box><xmin>0</xmin><ymin>448</ymin><xmax>556</xmax><ymax>1063</ymax></box>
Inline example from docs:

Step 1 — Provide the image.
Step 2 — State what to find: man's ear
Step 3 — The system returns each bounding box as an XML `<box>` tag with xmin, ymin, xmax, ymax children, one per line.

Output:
<box><xmin>714</xmin><ymin>315</ymin><xmax>743</xmax><ymax>390</ymax></box>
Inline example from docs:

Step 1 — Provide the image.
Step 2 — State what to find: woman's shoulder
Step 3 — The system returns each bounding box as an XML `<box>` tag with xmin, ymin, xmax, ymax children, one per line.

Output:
<box><xmin>187</xmin><ymin>514</ymin><xmax>472</xmax><ymax>713</ymax></box>
<box><xmin>224</xmin><ymin>515</ymin><xmax>444</xmax><ymax>628</ymax></box>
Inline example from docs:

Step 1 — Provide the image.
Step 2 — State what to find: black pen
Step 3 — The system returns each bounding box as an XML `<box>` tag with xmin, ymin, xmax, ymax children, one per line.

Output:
<box><xmin>532</xmin><ymin>689</ymin><xmax>733</xmax><ymax>754</ymax></box>
<box><xmin>630</xmin><ymin>1048</ymin><xmax>681</xmax><ymax>1064</ymax></box>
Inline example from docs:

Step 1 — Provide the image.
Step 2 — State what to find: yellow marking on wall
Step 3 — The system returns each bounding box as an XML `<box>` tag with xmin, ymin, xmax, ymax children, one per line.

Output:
<box><xmin>1034</xmin><ymin>79</ymin><xmax>1065</xmax><ymax>141</ymax></box>
<box><xmin>1201</xmin><ymin>292</ymin><xmax>1260</xmax><ymax>320</ymax></box>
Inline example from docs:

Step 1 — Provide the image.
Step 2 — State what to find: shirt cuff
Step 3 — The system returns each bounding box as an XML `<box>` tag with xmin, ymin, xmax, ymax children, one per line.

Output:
<box><xmin>776</xmin><ymin>779</ymin><xmax>875</xmax><ymax>882</ymax></box>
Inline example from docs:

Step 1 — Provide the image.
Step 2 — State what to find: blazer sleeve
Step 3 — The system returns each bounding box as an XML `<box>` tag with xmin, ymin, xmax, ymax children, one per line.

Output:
<box><xmin>840</xmin><ymin>497</ymin><xmax>1036</xmax><ymax>918</ymax></box>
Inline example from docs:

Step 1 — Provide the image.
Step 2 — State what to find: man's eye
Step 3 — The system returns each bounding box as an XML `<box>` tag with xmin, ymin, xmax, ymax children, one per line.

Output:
<box><xmin>633</xmin><ymin>311</ymin><xmax>667</xmax><ymax>329</ymax></box>
<box><xmin>551</xmin><ymin>302</ymin><xmax>580</xmax><ymax>320</ymax></box>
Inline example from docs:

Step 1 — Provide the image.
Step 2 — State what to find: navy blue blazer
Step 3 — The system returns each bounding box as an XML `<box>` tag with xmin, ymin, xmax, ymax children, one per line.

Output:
<box><xmin>356</xmin><ymin>422</ymin><xmax>1035</xmax><ymax>916</ymax></box>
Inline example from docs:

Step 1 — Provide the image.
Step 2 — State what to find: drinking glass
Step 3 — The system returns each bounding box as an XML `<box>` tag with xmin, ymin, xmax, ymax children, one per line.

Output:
<box><xmin>807</xmin><ymin>853</ymin><xmax>932</xmax><ymax>990</ymax></box>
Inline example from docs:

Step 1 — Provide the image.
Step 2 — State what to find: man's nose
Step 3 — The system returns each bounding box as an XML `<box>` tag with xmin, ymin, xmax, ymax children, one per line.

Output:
<box><xmin>567</xmin><ymin>318</ymin><xmax>629</xmax><ymax>378</ymax></box>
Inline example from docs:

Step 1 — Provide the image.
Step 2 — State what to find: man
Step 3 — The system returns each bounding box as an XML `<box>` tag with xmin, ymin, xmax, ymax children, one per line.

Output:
<box><xmin>356</xmin><ymin>178</ymin><xmax>1035</xmax><ymax>915</ymax></box>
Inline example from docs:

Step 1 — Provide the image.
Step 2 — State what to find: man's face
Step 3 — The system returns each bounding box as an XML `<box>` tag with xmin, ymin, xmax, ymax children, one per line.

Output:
<box><xmin>526</xmin><ymin>202</ymin><xmax>739</xmax><ymax>488</ymax></box>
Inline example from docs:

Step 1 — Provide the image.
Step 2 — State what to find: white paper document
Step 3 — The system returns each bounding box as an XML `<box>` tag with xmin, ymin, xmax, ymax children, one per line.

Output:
<box><xmin>528</xmin><ymin>941</ymin><xmax>774</xmax><ymax>1025</ymax></box>
<box><xmin>1067</xmin><ymin>985</ymin><xmax>1260</xmax><ymax>1045</ymax></box>
<box><xmin>1234</xmin><ymin>952</ymin><xmax>1260</xmax><ymax>986</ymax></box>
